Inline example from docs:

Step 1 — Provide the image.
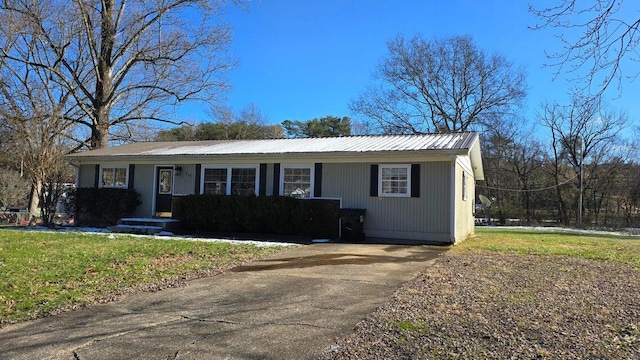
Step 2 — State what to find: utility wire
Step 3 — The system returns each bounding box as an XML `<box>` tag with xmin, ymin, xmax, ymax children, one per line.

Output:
<box><xmin>477</xmin><ymin>173</ymin><xmax>579</xmax><ymax>193</ymax></box>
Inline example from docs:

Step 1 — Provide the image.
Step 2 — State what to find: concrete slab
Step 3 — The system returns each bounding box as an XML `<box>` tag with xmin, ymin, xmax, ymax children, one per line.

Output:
<box><xmin>0</xmin><ymin>243</ymin><xmax>445</xmax><ymax>360</ymax></box>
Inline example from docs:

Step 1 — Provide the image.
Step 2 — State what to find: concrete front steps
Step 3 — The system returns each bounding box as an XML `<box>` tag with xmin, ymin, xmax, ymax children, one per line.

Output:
<box><xmin>108</xmin><ymin>218</ymin><xmax>179</xmax><ymax>235</ymax></box>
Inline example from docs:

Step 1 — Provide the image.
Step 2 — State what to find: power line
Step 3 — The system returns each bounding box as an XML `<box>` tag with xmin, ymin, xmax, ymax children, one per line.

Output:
<box><xmin>477</xmin><ymin>173</ymin><xmax>579</xmax><ymax>193</ymax></box>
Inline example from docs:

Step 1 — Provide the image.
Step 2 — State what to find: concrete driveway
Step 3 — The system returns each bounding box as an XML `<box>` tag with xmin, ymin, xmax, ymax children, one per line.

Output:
<box><xmin>0</xmin><ymin>243</ymin><xmax>444</xmax><ymax>360</ymax></box>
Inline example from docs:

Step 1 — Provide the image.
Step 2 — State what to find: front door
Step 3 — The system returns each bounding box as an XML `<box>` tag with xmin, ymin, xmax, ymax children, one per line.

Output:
<box><xmin>155</xmin><ymin>167</ymin><xmax>173</xmax><ymax>217</ymax></box>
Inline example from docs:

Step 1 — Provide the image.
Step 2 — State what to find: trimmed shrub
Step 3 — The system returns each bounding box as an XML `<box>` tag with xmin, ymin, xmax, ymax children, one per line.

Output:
<box><xmin>173</xmin><ymin>195</ymin><xmax>339</xmax><ymax>238</ymax></box>
<box><xmin>67</xmin><ymin>187</ymin><xmax>140</xmax><ymax>227</ymax></box>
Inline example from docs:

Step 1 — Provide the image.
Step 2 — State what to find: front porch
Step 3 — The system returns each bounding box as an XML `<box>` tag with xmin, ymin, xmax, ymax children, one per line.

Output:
<box><xmin>108</xmin><ymin>217</ymin><xmax>180</xmax><ymax>235</ymax></box>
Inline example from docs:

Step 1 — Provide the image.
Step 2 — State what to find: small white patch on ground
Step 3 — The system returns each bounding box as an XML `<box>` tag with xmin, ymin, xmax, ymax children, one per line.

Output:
<box><xmin>120</xmin><ymin>217</ymin><xmax>179</xmax><ymax>223</ymax></box>
<box><xmin>5</xmin><ymin>226</ymin><xmax>296</xmax><ymax>247</ymax></box>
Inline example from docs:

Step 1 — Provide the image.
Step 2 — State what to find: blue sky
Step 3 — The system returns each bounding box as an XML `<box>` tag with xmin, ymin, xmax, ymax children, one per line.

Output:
<box><xmin>179</xmin><ymin>0</ymin><xmax>639</xmax><ymax>131</ymax></box>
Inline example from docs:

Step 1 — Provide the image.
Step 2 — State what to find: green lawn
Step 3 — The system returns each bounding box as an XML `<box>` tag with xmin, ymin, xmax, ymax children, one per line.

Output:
<box><xmin>3</xmin><ymin>227</ymin><xmax>639</xmax><ymax>327</ymax></box>
<box><xmin>456</xmin><ymin>227</ymin><xmax>640</xmax><ymax>269</ymax></box>
<box><xmin>0</xmin><ymin>230</ymin><xmax>287</xmax><ymax>325</ymax></box>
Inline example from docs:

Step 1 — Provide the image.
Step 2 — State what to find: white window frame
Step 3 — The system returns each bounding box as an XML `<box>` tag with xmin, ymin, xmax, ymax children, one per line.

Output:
<box><xmin>99</xmin><ymin>165</ymin><xmax>128</xmax><ymax>188</ymax></box>
<box><xmin>280</xmin><ymin>164</ymin><xmax>315</xmax><ymax>198</ymax></box>
<box><xmin>201</xmin><ymin>165</ymin><xmax>259</xmax><ymax>196</ymax></box>
<box><xmin>378</xmin><ymin>164</ymin><xmax>411</xmax><ymax>198</ymax></box>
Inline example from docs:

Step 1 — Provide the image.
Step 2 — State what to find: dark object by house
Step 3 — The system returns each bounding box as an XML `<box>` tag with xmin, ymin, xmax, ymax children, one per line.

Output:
<box><xmin>340</xmin><ymin>208</ymin><xmax>366</xmax><ymax>242</ymax></box>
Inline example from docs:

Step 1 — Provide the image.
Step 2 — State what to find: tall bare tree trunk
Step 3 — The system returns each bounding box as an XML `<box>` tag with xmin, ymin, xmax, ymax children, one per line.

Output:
<box><xmin>29</xmin><ymin>180</ymin><xmax>42</xmax><ymax>217</ymax></box>
<box><xmin>2</xmin><ymin>0</ymin><xmax>236</xmax><ymax>151</ymax></box>
<box><xmin>90</xmin><ymin>0</ymin><xmax>116</xmax><ymax>149</ymax></box>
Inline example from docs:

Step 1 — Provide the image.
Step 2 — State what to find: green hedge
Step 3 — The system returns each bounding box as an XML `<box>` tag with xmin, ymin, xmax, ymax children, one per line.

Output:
<box><xmin>173</xmin><ymin>195</ymin><xmax>339</xmax><ymax>238</ymax></box>
<box><xmin>67</xmin><ymin>187</ymin><xmax>140</xmax><ymax>227</ymax></box>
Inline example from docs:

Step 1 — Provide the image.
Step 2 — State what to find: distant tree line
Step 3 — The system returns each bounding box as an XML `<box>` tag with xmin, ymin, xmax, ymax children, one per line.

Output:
<box><xmin>155</xmin><ymin>113</ymin><xmax>353</xmax><ymax>141</ymax></box>
<box><xmin>478</xmin><ymin>95</ymin><xmax>637</xmax><ymax>228</ymax></box>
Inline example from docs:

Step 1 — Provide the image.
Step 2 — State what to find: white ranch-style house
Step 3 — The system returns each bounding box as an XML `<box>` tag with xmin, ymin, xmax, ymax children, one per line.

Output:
<box><xmin>67</xmin><ymin>132</ymin><xmax>484</xmax><ymax>244</ymax></box>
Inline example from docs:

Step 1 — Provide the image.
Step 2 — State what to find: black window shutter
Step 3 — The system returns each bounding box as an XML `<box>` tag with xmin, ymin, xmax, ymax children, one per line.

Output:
<box><xmin>128</xmin><ymin>164</ymin><xmax>135</xmax><ymax>190</ymax></box>
<box><xmin>314</xmin><ymin>163</ymin><xmax>322</xmax><ymax>198</ymax></box>
<box><xmin>272</xmin><ymin>163</ymin><xmax>280</xmax><ymax>196</ymax></box>
<box><xmin>94</xmin><ymin>164</ymin><xmax>100</xmax><ymax>188</ymax></box>
<box><xmin>411</xmin><ymin>164</ymin><xmax>420</xmax><ymax>198</ymax></box>
<box><xmin>259</xmin><ymin>163</ymin><xmax>267</xmax><ymax>196</ymax></box>
<box><xmin>194</xmin><ymin>164</ymin><xmax>202</xmax><ymax>194</ymax></box>
<box><xmin>370</xmin><ymin>164</ymin><xmax>379</xmax><ymax>197</ymax></box>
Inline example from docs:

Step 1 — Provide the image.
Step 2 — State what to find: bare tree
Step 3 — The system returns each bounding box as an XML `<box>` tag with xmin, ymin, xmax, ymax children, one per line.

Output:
<box><xmin>1</xmin><ymin>0</ymin><xmax>238</xmax><ymax>149</ymax></box>
<box><xmin>156</xmin><ymin>103</ymin><xmax>283</xmax><ymax>141</ymax></box>
<box><xmin>539</xmin><ymin>94</ymin><xmax>628</xmax><ymax>226</ymax></box>
<box><xmin>0</xmin><ymin>12</ymin><xmax>79</xmax><ymax>215</ymax></box>
<box><xmin>480</xmin><ymin>117</ymin><xmax>549</xmax><ymax>223</ymax></box>
<box><xmin>0</xmin><ymin>168</ymin><xmax>30</xmax><ymax>209</ymax></box>
<box><xmin>350</xmin><ymin>34</ymin><xmax>527</xmax><ymax>134</ymax></box>
<box><xmin>481</xmin><ymin>121</ymin><xmax>520</xmax><ymax>223</ymax></box>
<box><xmin>585</xmin><ymin>147</ymin><xmax>630</xmax><ymax>226</ymax></box>
<box><xmin>530</xmin><ymin>0</ymin><xmax>640</xmax><ymax>94</ymax></box>
<box><xmin>506</xmin><ymin>134</ymin><xmax>547</xmax><ymax>223</ymax></box>
<box><xmin>209</xmin><ymin>103</ymin><xmax>283</xmax><ymax>139</ymax></box>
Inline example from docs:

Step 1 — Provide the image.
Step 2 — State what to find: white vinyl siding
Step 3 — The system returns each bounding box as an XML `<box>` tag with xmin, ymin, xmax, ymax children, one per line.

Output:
<box><xmin>454</xmin><ymin>162</ymin><xmax>475</xmax><ymax>243</ymax></box>
<box><xmin>78</xmin><ymin>164</ymin><xmax>96</xmax><ymax>187</ymax></box>
<box><xmin>134</xmin><ymin>165</ymin><xmax>155</xmax><ymax>218</ymax></box>
<box><xmin>322</xmin><ymin>162</ymin><xmax>452</xmax><ymax>242</ymax></box>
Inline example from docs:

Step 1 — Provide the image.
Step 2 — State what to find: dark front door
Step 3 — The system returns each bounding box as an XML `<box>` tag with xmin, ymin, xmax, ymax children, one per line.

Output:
<box><xmin>155</xmin><ymin>167</ymin><xmax>173</xmax><ymax>217</ymax></box>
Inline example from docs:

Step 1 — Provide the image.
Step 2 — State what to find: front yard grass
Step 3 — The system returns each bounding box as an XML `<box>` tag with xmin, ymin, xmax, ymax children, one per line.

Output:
<box><xmin>456</xmin><ymin>227</ymin><xmax>640</xmax><ymax>268</ymax></box>
<box><xmin>322</xmin><ymin>227</ymin><xmax>640</xmax><ymax>359</ymax></box>
<box><xmin>0</xmin><ymin>230</ymin><xmax>286</xmax><ymax>326</ymax></box>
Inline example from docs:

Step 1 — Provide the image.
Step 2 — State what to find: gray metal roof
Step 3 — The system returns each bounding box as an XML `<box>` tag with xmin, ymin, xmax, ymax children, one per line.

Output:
<box><xmin>68</xmin><ymin>132</ymin><xmax>480</xmax><ymax>157</ymax></box>
<box><xmin>68</xmin><ymin>132</ymin><xmax>484</xmax><ymax>180</ymax></box>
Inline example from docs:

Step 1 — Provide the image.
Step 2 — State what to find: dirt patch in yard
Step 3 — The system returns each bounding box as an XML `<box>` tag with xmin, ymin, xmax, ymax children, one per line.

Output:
<box><xmin>320</xmin><ymin>251</ymin><xmax>640</xmax><ymax>359</ymax></box>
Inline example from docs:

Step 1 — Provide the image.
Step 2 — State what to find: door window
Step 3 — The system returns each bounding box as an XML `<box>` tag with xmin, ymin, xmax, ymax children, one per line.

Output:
<box><xmin>158</xmin><ymin>169</ymin><xmax>172</xmax><ymax>194</ymax></box>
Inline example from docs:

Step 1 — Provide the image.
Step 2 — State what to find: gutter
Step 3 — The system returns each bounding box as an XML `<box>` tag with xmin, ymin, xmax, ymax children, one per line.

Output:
<box><xmin>64</xmin><ymin>149</ymin><xmax>472</xmax><ymax>164</ymax></box>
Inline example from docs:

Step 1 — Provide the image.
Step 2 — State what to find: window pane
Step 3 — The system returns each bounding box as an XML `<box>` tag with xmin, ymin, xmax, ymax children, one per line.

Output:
<box><xmin>204</xmin><ymin>169</ymin><xmax>227</xmax><ymax>195</ymax></box>
<box><xmin>462</xmin><ymin>172</ymin><xmax>467</xmax><ymax>200</ymax></box>
<box><xmin>380</xmin><ymin>166</ymin><xmax>409</xmax><ymax>195</ymax></box>
<box><xmin>102</xmin><ymin>167</ymin><xmax>128</xmax><ymax>188</ymax></box>
<box><xmin>283</xmin><ymin>167</ymin><xmax>311</xmax><ymax>198</ymax></box>
<box><xmin>102</xmin><ymin>168</ymin><xmax>114</xmax><ymax>187</ymax></box>
<box><xmin>159</xmin><ymin>169</ymin><xmax>172</xmax><ymax>194</ymax></box>
<box><xmin>231</xmin><ymin>168</ymin><xmax>256</xmax><ymax>196</ymax></box>
<box><xmin>115</xmin><ymin>168</ymin><xmax>127</xmax><ymax>187</ymax></box>
<box><xmin>381</xmin><ymin>168</ymin><xmax>408</xmax><ymax>181</ymax></box>
<box><xmin>204</xmin><ymin>168</ymin><xmax>226</xmax><ymax>182</ymax></box>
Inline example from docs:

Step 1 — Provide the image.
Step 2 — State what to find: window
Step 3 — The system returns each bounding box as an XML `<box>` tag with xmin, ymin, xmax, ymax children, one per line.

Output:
<box><xmin>101</xmin><ymin>166</ymin><xmax>127</xmax><ymax>188</ymax></box>
<box><xmin>204</xmin><ymin>168</ymin><xmax>227</xmax><ymax>195</ymax></box>
<box><xmin>281</xmin><ymin>165</ymin><xmax>313</xmax><ymax>198</ymax></box>
<box><xmin>158</xmin><ymin>169</ymin><xmax>172</xmax><ymax>194</ymax></box>
<box><xmin>462</xmin><ymin>172</ymin><xmax>468</xmax><ymax>201</ymax></box>
<box><xmin>378</xmin><ymin>164</ymin><xmax>410</xmax><ymax>197</ymax></box>
<box><xmin>202</xmin><ymin>165</ymin><xmax>258</xmax><ymax>196</ymax></box>
<box><xmin>231</xmin><ymin>168</ymin><xmax>256</xmax><ymax>196</ymax></box>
